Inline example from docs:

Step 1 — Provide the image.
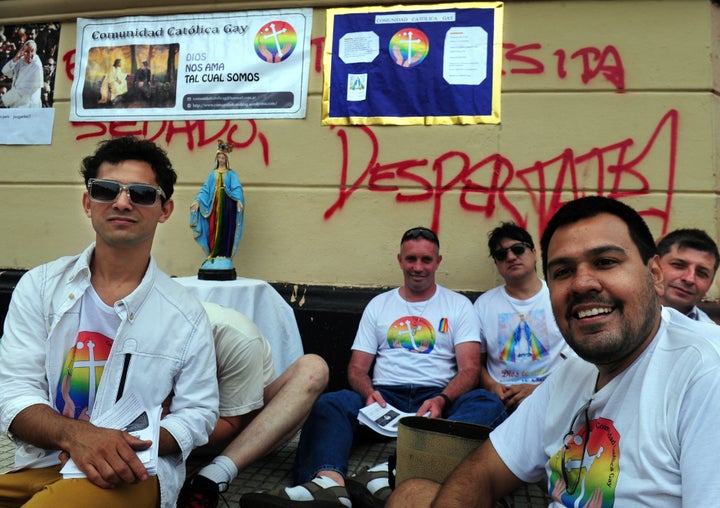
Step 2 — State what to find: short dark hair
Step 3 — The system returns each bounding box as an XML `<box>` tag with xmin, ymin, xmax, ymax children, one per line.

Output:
<box><xmin>540</xmin><ymin>196</ymin><xmax>657</xmax><ymax>277</ymax></box>
<box><xmin>657</xmin><ymin>228</ymin><xmax>720</xmax><ymax>272</ymax></box>
<box><xmin>487</xmin><ymin>222</ymin><xmax>534</xmax><ymax>256</ymax></box>
<box><xmin>80</xmin><ymin>136</ymin><xmax>177</xmax><ymax>201</ymax></box>
<box><xmin>401</xmin><ymin>227</ymin><xmax>439</xmax><ymax>248</ymax></box>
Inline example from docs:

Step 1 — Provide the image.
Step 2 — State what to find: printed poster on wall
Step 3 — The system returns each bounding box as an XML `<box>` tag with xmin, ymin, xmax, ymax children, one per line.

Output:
<box><xmin>322</xmin><ymin>3</ymin><xmax>503</xmax><ymax>126</ymax></box>
<box><xmin>0</xmin><ymin>22</ymin><xmax>60</xmax><ymax>145</ymax></box>
<box><xmin>70</xmin><ymin>9</ymin><xmax>312</xmax><ymax>122</ymax></box>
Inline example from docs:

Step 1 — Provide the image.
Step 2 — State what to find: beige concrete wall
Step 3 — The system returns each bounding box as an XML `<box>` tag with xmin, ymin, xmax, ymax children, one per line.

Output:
<box><xmin>1</xmin><ymin>0</ymin><xmax>719</xmax><ymax>297</ymax></box>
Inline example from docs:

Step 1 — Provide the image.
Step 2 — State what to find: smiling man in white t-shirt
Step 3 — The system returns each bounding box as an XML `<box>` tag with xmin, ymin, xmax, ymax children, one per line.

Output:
<box><xmin>387</xmin><ymin>197</ymin><xmax>720</xmax><ymax>508</ymax></box>
<box><xmin>656</xmin><ymin>228</ymin><xmax>719</xmax><ymax>324</ymax></box>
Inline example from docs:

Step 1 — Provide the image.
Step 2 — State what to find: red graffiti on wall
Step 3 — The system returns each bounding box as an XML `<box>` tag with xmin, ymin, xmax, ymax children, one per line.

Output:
<box><xmin>311</xmin><ymin>37</ymin><xmax>324</xmax><ymax>74</ymax></box>
<box><xmin>63</xmin><ymin>49</ymin><xmax>76</xmax><ymax>81</ymax></box>
<box><xmin>324</xmin><ymin>109</ymin><xmax>677</xmax><ymax>238</ymax></box>
<box><xmin>504</xmin><ymin>43</ymin><xmax>625</xmax><ymax>89</ymax></box>
<box><xmin>72</xmin><ymin>119</ymin><xmax>270</xmax><ymax>165</ymax></box>
<box><xmin>304</xmin><ymin>39</ymin><xmax>625</xmax><ymax>89</ymax></box>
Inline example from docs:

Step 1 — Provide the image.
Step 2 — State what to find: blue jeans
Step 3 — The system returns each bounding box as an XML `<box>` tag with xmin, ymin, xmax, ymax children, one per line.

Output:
<box><xmin>292</xmin><ymin>385</ymin><xmax>506</xmax><ymax>483</ymax></box>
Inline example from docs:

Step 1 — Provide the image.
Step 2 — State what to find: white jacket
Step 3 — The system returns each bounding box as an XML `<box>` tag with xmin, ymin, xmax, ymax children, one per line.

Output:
<box><xmin>0</xmin><ymin>244</ymin><xmax>219</xmax><ymax>507</ymax></box>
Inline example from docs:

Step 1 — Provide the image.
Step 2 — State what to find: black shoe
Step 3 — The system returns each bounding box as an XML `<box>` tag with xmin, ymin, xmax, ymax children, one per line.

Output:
<box><xmin>177</xmin><ymin>475</ymin><xmax>220</xmax><ymax>508</ymax></box>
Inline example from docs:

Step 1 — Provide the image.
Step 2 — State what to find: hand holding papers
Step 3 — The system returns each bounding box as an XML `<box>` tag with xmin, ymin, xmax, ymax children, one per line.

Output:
<box><xmin>357</xmin><ymin>402</ymin><xmax>416</xmax><ymax>437</ymax></box>
<box><xmin>60</xmin><ymin>393</ymin><xmax>161</xmax><ymax>478</ymax></box>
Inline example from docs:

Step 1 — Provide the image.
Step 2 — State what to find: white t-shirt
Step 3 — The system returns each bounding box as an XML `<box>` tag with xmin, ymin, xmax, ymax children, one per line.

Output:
<box><xmin>352</xmin><ymin>285</ymin><xmax>480</xmax><ymax>388</ymax></box>
<box><xmin>202</xmin><ymin>302</ymin><xmax>276</xmax><ymax>418</ymax></box>
<box><xmin>474</xmin><ymin>281</ymin><xmax>570</xmax><ymax>385</ymax></box>
<box><xmin>491</xmin><ymin>307</ymin><xmax>720</xmax><ymax>507</ymax></box>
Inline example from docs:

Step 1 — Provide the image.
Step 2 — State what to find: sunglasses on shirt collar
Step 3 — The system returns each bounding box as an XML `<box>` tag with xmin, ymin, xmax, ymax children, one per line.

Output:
<box><xmin>491</xmin><ymin>242</ymin><xmax>532</xmax><ymax>262</ymax></box>
<box><xmin>87</xmin><ymin>178</ymin><xmax>166</xmax><ymax>207</ymax></box>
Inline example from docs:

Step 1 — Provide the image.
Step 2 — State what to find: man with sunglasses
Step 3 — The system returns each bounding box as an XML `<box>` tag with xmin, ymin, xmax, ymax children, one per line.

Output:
<box><xmin>242</xmin><ymin>227</ymin><xmax>505</xmax><ymax>508</ymax></box>
<box><xmin>387</xmin><ymin>197</ymin><xmax>720</xmax><ymax>508</ymax></box>
<box><xmin>475</xmin><ymin>223</ymin><xmax>570</xmax><ymax>412</ymax></box>
<box><xmin>0</xmin><ymin>136</ymin><xmax>219</xmax><ymax>508</ymax></box>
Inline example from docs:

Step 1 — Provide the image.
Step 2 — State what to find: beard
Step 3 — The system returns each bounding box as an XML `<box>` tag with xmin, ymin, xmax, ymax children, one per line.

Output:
<box><xmin>561</xmin><ymin>275</ymin><xmax>660</xmax><ymax>366</ymax></box>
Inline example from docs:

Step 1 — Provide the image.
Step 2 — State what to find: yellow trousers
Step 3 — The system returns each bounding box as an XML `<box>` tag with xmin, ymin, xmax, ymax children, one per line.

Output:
<box><xmin>0</xmin><ymin>465</ymin><xmax>159</xmax><ymax>508</ymax></box>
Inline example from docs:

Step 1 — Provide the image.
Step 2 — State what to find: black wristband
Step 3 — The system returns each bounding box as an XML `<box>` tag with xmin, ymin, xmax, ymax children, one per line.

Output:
<box><xmin>438</xmin><ymin>393</ymin><xmax>452</xmax><ymax>406</ymax></box>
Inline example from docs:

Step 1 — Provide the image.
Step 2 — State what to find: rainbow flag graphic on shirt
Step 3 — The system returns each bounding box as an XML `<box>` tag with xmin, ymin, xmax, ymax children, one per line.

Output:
<box><xmin>438</xmin><ymin>318</ymin><xmax>449</xmax><ymax>333</ymax></box>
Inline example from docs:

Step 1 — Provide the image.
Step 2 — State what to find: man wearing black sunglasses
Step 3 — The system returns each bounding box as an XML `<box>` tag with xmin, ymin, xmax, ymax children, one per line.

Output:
<box><xmin>388</xmin><ymin>197</ymin><xmax>720</xmax><ymax>507</ymax></box>
<box><xmin>475</xmin><ymin>222</ymin><xmax>570</xmax><ymax>412</ymax></box>
<box><xmin>243</xmin><ymin>226</ymin><xmax>505</xmax><ymax>508</ymax></box>
<box><xmin>0</xmin><ymin>136</ymin><xmax>219</xmax><ymax>508</ymax></box>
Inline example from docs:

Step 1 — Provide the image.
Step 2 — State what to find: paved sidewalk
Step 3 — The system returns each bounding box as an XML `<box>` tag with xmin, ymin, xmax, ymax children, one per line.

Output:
<box><xmin>0</xmin><ymin>433</ymin><xmax>549</xmax><ymax>507</ymax></box>
<box><xmin>0</xmin><ymin>435</ymin><xmax>13</xmax><ymax>474</ymax></box>
<box><xmin>189</xmin><ymin>434</ymin><xmax>550</xmax><ymax>507</ymax></box>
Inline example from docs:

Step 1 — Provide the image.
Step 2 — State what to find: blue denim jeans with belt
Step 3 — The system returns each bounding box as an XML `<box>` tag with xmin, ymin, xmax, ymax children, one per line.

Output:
<box><xmin>292</xmin><ymin>384</ymin><xmax>506</xmax><ymax>484</ymax></box>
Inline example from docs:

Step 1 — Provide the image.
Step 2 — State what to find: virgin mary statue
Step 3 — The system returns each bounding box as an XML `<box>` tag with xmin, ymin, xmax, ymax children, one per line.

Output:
<box><xmin>190</xmin><ymin>140</ymin><xmax>245</xmax><ymax>279</ymax></box>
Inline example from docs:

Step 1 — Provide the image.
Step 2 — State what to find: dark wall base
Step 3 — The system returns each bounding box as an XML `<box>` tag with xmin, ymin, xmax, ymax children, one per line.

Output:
<box><xmin>269</xmin><ymin>283</ymin><xmax>398</xmax><ymax>392</ymax></box>
<box><xmin>3</xmin><ymin>270</ymin><xmax>720</xmax><ymax>393</ymax></box>
<box><xmin>0</xmin><ymin>270</ymin><xmax>24</xmax><ymax>334</ymax></box>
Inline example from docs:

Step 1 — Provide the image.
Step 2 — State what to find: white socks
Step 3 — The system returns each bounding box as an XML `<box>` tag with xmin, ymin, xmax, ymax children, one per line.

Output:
<box><xmin>198</xmin><ymin>455</ymin><xmax>238</xmax><ymax>492</ymax></box>
<box><xmin>365</xmin><ymin>462</ymin><xmax>390</xmax><ymax>494</ymax></box>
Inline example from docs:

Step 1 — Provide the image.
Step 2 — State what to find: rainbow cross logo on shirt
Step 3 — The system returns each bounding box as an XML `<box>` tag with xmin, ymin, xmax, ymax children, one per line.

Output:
<box><xmin>387</xmin><ymin>316</ymin><xmax>436</xmax><ymax>354</ymax></box>
<box><xmin>55</xmin><ymin>332</ymin><xmax>113</xmax><ymax>420</ymax></box>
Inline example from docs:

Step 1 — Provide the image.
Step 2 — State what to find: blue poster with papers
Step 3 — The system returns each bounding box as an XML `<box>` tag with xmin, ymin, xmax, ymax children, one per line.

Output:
<box><xmin>322</xmin><ymin>3</ymin><xmax>503</xmax><ymax>126</ymax></box>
